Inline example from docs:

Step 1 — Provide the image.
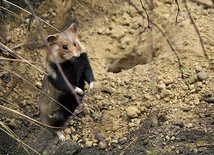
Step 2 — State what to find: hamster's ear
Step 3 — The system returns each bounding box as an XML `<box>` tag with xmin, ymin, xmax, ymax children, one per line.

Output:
<box><xmin>47</xmin><ymin>34</ymin><xmax>59</xmax><ymax>43</ymax></box>
<box><xmin>68</xmin><ymin>23</ymin><xmax>77</xmax><ymax>34</ymax></box>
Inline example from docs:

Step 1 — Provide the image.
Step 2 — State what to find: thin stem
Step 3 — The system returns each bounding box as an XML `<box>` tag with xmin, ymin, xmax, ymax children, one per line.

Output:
<box><xmin>184</xmin><ymin>0</ymin><xmax>210</xmax><ymax>62</ymax></box>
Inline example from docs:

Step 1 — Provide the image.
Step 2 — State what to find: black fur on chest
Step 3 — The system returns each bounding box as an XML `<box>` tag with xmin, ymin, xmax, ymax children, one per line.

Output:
<box><xmin>48</xmin><ymin>53</ymin><xmax>94</xmax><ymax>93</ymax></box>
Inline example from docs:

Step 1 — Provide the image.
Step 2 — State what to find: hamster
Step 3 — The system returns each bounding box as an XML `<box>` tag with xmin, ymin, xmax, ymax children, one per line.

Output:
<box><xmin>39</xmin><ymin>23</ymin><xmax>95</xmax><ymax>141</ymax></box>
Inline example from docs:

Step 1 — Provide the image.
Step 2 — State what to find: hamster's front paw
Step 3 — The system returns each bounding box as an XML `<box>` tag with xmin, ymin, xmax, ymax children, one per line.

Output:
<box><xmin>75</xmin><ymin>87</ymin><xmax>84</xmax><ymax>95</ymax></box>
<box><xmin>56</xmin><ymin>131</ymin><xmax>66</xmax><ymax>141</ymax></box>
<box><xmin>89</xmin><ymin>82</ymin><xmax>94</xmax><ymax>90</ymax></box>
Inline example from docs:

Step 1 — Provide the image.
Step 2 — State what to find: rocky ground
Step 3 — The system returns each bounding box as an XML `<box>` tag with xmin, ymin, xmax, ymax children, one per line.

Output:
<box><xmin>0</xmin><ymin>0</ymin><xmax>214</xmax><ymax>154</ymax></box>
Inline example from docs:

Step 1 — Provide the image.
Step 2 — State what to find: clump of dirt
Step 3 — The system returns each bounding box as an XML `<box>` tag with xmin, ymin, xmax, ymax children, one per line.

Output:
<box><xmin>0</xmin><ymin>0</ymin><xmax>214</xmax><ymax>154</ymax></box>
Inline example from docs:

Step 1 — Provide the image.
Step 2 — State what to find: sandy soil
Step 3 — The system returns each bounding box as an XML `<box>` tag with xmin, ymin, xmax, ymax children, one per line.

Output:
<box><xmin>0</xmin><ymin>0</ymin><xmax>214</xmax><ymax>154</ymax></box>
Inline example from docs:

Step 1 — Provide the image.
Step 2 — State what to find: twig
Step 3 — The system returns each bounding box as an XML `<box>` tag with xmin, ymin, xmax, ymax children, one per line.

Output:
<box><xmin>175</xmin><ymin>0</ymin><xmax>180</xmax><ymax>25</ymax></box>
<box><xmin>0</xmin><ymin>42</ymin><xmax>46</xmax><ymax>74</ymax></box>
<box><xmin>119</xmin><ymin>136</ymin><xmax>138</xmax><ymax>155</ymax></box>
<box><xmin>0</xmin><ymin>104</ymin><xmax>56</xmax><ymax>130</ymax></box>
<box><xmin>0</xmin><ymin>6</ymin><xmax>26</xmax><ymax>22</ymax></box>
<box><xmin>189</xmin><ymin>0</ymin><xmax>214</xmax><ymax>9</ymax></box>
<box><xmin>3</xmin><ymin>0</ymin><xmax>61</xmax><ymax>33</ymax></box>
<box><xmin>129</xmin><ymin>1</ymin><xmax>184</xmax><ymax>78</ymax></box>
<box><xmin>183</xmin><ymin>0</ymin><xmax>210</xmax><ymax>62</ymax></box>
<box><xmin>139</xmin><ymin>0</ymin><xmax>150</xmax><ymax>28</ymax></box>
<box><xmin>0</xmin><ymin>122</ymin><xmax>35</xmax><ymax>155</ymax></box>
<box><xmin>75</xmin><ymin>0</ymin><xmax>91</xmax><ymax>15</ymax></box>
<box><xmin>0</xmin><ymin>56</ymin><xmax>40</xmax><ymax>64</ymax></box>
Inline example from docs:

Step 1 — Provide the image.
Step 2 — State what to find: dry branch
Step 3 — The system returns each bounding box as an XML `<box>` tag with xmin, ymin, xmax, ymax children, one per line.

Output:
<box><xmin>190</xmin><ymin>0</ymin><xmax>214</xmax><ymax>9</ymax></box>
<box><xmin>184</xmin><ymin>0</ymin><xmax>210</xmax><ymax>63</ymax></box>
<box><xmin>129</xmin><ymin>0</ymin><xmax>184</xmax><ymax>78</ymax></box>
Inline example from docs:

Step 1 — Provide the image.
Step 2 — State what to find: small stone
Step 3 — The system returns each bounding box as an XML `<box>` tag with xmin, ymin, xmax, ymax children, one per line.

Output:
<box><xmin>205</xmin><ymin>111</ymin><xmax>211</xmax><ymax>117</ymax></box>
<box><xmin>128</xmin><ymin>122</ymin><xmax>135</xmax><ymax>127</ymax></box>
<box><xmin>157</xmin><ymin>81</ymin><xmax>166</xmax><ymax>90</ymax></box>
<box><xmin>64</xmin><ymin>128</ymin><xmax>72</xmax><ymax>134</ymax></box>
<box><xmin>163</xmin><ymin>77</ymin><xmax>174</xmax><ymax>85</ymax></box>
<box><xmin>35</xmin><ymin>81</ymin><xmax>42</xmax><ymax>89</ymax></box>
<box><xmin>98</xmin><ymin>140</ymin><xmax>107</xmax><ymax>150</ymax></box>
<box><xmin>196</xmin><ymin>140</ymin><xmax>207</xmax><ymax>147</ymax></box>
<box><xmin>195</xmin><ymin>65</ymin><xmax>202</xmax><ymax>73</ymax></box>
<box><xmin>112</xmin><ymin>139</ymin><xmax>118</xmax><ymax>144</ymax></box>
<box><xmin>160</xmin><ymin>89</ymin><xmax>170</xmax><ymax>98</ymax></box>
<box><xmin>41</xmin><ymin>13</ymin><xmax>48</xmax><ymax>18</ymax></box>
<box><xmin>72</xmin><ymin>135</ymin><xmax>79</xmax><ymax>141</ymax></box>
<box><xmin>126</xmin><ymin>107</ymin><xmax>141</xmax><ymax>118</ymax></box>
<box><xmin>174</xmin><ymin>121</ymin><xmax>184</xmax><ymax>128</ymax></box>
<box><xmin>65</xmin><ymin>134</ymin><xmax>71</xmax><ymax>140</ymax></box>
<box><xmin>182</xmin><ymin>105</ymin><xmax>192</xmax><ymax>112</ymax></box>
<box><xmin>170</xmin><ymin>136</ymin><xmax>176</xmax><ymax>141</ymax></box>
<box><xmin>166</xmin><ymin>135</ymin><xmax>170</xmax><ymax>140</ymax></box>
<box><xmin>85</xmin><ymin>141</ymin><xmax>93</xmax><ymax>148</ymax></box>
<box><xmin>1</xmin><ymin>73</ymin><xmax>11</xmax><ymax>83</ymax></box>
<box><xmin>195</xmin><ymin>82</ymin><xmax>203</xmax><ymax>87</ymax></box>
<box><xmin>197</xmin><ymin>71</ymin><xmax>208</xmax><ymax>81</ymax></box>
<box><xmin>97</xmin><ymin>28</ymin><xmax>104</xmax><ymax>34</ymax></box>
<box><xmin>185</xmin><ymin>123</ymin><xmax>193</xmax><ymax>128</ymax></box>
<box><xmin>51</xmin><ymin>11</ymin><xmax>56</xmax><ymax>17</ymax></box>
<box><xmin>95</xmin><ymin>132</ymin><xmax>105</xmax><ymax>141</ymax></box>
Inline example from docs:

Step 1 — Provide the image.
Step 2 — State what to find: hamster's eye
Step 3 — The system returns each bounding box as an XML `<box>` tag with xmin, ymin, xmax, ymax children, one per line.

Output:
<box><xmin>62</xmin><ymin>45</ymin><xmax>68</xmax><ymax>50</ymax></box>
<box><xmin>73</xmin><ymin>42</ymin><xmax>76</xmax><ymax>47</ymax></box>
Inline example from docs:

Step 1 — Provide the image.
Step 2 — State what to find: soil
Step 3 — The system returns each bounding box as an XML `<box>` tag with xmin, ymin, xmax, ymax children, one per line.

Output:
<box><xmin>0</xmin><ymin>0</ymin><xmax>214</xmax><ymax>155</ymax></box>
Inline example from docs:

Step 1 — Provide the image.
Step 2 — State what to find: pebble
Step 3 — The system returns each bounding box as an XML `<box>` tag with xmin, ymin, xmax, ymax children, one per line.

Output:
<box><xmin>195</xmin><ymin>65</ymin><xmax>202</xmax><ymax>73</ymax></box>
<box><xmin>157</xmin><ymin>81</ymin><xmax>166</xmax><ymax>90</ymax></box>
<box><xmin>205</xmin><ymin>111</ymin><xmax>211</xmax><ymax>117</ymax></box>
<box><xmin>182</xmin><ymin>105</ymin><xmax>192</xmax><ymax>112</ymax></box>
<box><xmin>195</xmin><ymin>81</ymin><xmax>203</xmax><ymax>87</ymax></box>
<box><xmin>160</xmin><ymin>89</ymin><xmax>170</xmax><ymax>98</ymax></box>
<box><xmin>128</xmin><ymin>122</ymin><xmax>135</xmax><ymax>127</ymax></box>
<box><xmin>72</xmin><ymin>135</ymin><xmax>79</xmax><ymax>141</ymax></box>
<box><xmin>174</xmin><ymin>121</ymin><xmax>184</xmax><ymax>128</ymax></box>
<box><xmin>126</xmin><ymin>107</ymin><xmax>141</xmax><ymax>118</ymax></box>
<box><xmin>35</xmin><ymin>81</ymin><xmax>42</xmax><ymax>89</ymax></box>
<box><xmin>1</xmin><ymin>72</ymin><xmax>11</xmax><ymax>83</ymax></box>
<box><xmin>185</xmin><ymin>123</ymin><xmax>193</xmax><ymax>128</ymax></box>
<box><xmin>170</xmin><ymin>136</ymin><xmax>176</xmax><ymax>141</ymax></box>
<box><xmin>42</xmin><ymin>13</ymin><xmax>48</xmax><ymax>18</ymax></box>
<box><xmin>98</xmin><ymin>140</ymin><xmax>107</xmax><ymax>150</ymax></box>
<box><xmin>197</xmin><ymin>71</ymin><xmax>208</xmax><ymax>81</ymax></box>
<box><xmin>95</xmin><ymin>132</ymin><xmax>105</xmax><ymax>141</ymax></box>
<box><xmin>85</xmin><ymin>141</ymin><xmax>93</xmax><ymax>148</ymax></box>
<box><xmin>64</xmin><ymin>128</ymin><xmax>72</xmax><ymax>135</ymax></box>
<box><xmin>112</xmin><ymin>139</ymin><xmax>118</xmax><ymax>144</ymax></box>
<box><xmin>163</xmin><ymin>76</ymin><xmax>174</xmax><ymax>85</ymax></box>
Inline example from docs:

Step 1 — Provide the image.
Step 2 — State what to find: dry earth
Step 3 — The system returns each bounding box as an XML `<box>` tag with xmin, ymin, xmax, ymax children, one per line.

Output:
<box><xmin>0</xmin><ymin>0</ymin><xmax>214</xmax><ymax>155</ymax></box>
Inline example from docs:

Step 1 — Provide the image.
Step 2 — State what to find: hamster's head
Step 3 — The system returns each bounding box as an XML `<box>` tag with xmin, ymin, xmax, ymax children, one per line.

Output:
<box><xmin>46</xmin><ymin>23</ymin><xmax>86</xmax><ymax>63</ymax></box>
